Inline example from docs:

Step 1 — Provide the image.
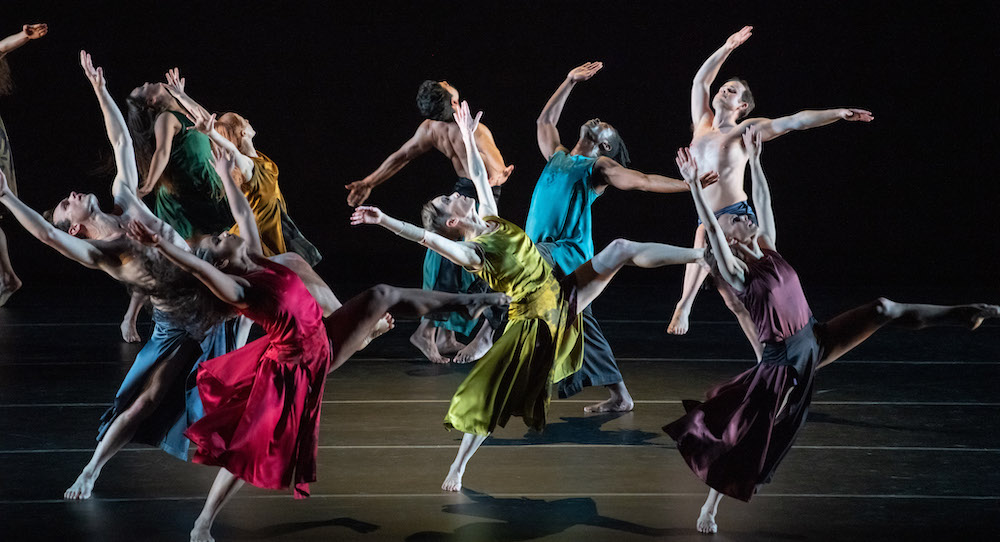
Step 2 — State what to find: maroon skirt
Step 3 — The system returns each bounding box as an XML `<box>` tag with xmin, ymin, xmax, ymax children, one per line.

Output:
<box><xmin>663</xmin><ymin>319</ymin><xmax>823</xmax><ymax>502</ymax></box>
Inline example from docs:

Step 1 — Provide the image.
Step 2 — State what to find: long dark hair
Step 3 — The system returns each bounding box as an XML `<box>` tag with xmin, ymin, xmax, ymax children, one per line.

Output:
<box><xmin>0</xmin><ymin>58</ymin><xmax>13</xmax><ymax>97</ymax></box>
<box><xmin>127</xmin><ymin>245</ymin><xmax>233</xmax><ymax>338</ymax></box>
<box><xmin>125</xmin><ymin>94</ymin><xmax>172</xmax><ymax>191</ymax></box>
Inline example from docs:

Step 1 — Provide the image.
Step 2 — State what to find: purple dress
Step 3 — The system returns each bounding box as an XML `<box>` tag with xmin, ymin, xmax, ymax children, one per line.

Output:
<box><xmin>663</xmin><ymin>249</ymin><xmax>823</xmax><ymax>502</ymax></box>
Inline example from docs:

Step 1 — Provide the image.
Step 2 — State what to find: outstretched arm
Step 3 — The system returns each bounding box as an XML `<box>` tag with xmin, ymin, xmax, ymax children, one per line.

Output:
<box><xmin>692</xmin><ymin>26</ymin><xmax>752</xmax><ymax>124</ymax></box>
<box><xmin>190</xmin><ymin>112</ymin><xmax>263</xmax><ymax>256</ymax></box>
<box><xmin>743</xmin><ymin>127</ymin><xmax>776</xmax><ymax>247</ymax></box>
<box><xmin>0</xmin><ymin>171</ymin><xmax>106</xmax><ymax>268</ymax></box>
<box><xmin>594</xmin><ymin>157</ymin><xmax>713</xmax><ymax>193</ymax></box>
<box><xmin>0</xmin><ymin>23</ymin><xmax>47</xmax><ymax>57</ymax></box>
<box><xmin>349</xmin><ymin>206</ymin><xmax>483</xmax><ymax>269</ymax></box>
<box><xmin>749</xmin><ymin>107</ymin><xmax>873</xmax><ymax>141</ymax></box>
<box><xmin>454</xmin><ymin>101</ymin><xmax>499</xmax><ymax>217</ymax></box>
<box><xmin>163</xmin><ymin>69</ymin><xmax>254</xmax><ymax>181</ymax></box>
<box><xmin>536</xmin><ymin>61</ymin><xmax>602</xmax><ymax>159</ymax></box>
<box><xmin>345</xmin><ymin>122</ymin><xmax>435</xmax><ymax>206</ymax></box>
<box><xmin>128</xmin><ymin>220</ymin><xmax>248</xmax><ymax>307</ymax></box>
<box><xmin>676</xmin><ymin>148</ymin><xmax>746</xmax><ymax>290</ymax></box>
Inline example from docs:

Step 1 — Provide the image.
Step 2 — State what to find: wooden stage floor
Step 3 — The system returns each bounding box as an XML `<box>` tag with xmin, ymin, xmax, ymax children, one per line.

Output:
<box><xmin>1</xmin><ymin>282</ymin><xmax>998</xmax><ymax>541</ymax></box>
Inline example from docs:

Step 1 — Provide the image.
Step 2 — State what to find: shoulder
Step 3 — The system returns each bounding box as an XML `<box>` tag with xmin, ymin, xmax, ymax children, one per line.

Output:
<box><xmin>155</xmin><ymin>111</ymin><xmax>182</xmax><ymax>131</ymax></box>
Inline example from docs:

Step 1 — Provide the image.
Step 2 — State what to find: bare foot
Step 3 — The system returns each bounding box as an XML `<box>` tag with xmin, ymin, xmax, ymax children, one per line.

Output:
<box><xmin>969</xmin><ymin>304</ymin><xmax>1000</xmax><ymax>330</ymax></box>
<box><xmin>436</xmin><ymin>329</ymin><xmax>465</xmax><ymax>355</ymax></box>
<box><xmin>697</xmin><ymin>506</ymin><xmax>718</xmax><ymax>534</ymax></box>
<box><xmin>667</xmin><ymin>305</ymin><xmax>690</xmax><ymax>335</ymax></box>
<box><xmin>410</xmin><ymin>326</ymin><xmax>449</xmax><ymax>364</ymax></box>
<box><xmin>583</xmin><ymin>397</ymin><xmax>634</xmax><ymax>413</ymax></box>
<box><xmin>64</xmin><ymin>469</ymin><xmax>97</xmax><ymax>500</ymax></box>
<box><xmin>120</xmin><ymin>318</ymin><xmax>141</xmax><ymax>343</ymax></box>
<box><xmin>190</xmin><ymin>518</ymin><xmax>215</xmax><ymax>542</ymax></box>
<box><xmin>441</xmin><ymin>466</ymin><xmax>463</xmax><ymax>492</ymax></box>
<box><xmin>459</xmin><ymin>293</ymin><xmax>510</xmax><ymax>321</ymax></box>
<box><xmin>0</xmin><ymin>275</ymin><xmax>22</xmax><ymax>307</ymax></box>
<box><xmin>453</xmin><ymin>322</ymin><xmax>493</xmax><ymax>364</ymax></box>
<box><xmin>359</xmin><ymin>313</ymin><xmax>395</xmax><ymax>350</ymax></box>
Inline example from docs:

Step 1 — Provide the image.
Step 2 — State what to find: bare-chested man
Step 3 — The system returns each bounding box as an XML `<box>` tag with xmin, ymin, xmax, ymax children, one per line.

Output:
<box><xmin>667</xmin><ymin>26</ymin><xmax>873</xmax><ymax>358</ymax></box>
<box><xmin>346</xmin><ymin>80</ymin><xmax>512</xmax><ymax>364</ymax></box>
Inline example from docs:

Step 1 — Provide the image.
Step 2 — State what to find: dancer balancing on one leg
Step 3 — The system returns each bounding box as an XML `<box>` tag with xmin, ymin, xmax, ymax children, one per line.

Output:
<box><xmin>352</xmin><ymin>101</ymin><xmax>706</xmax><ymax>492</ymax></box>
<box><xmin>0</xmin><ymin>22</ymin><xmax>47</xmax><ymax>305</ymax></box>
<box><xmin>531</xmin><ymin>61</ymin><xmax>714</xmax><ymax>412</ymax></box>
<box><xmin>163</xmin><ymin>68</ymin><xmax>322</xmax><ymax>266</ymax></box>
<box><xmin>347</xmin><ymin>79</ymin><xmax>512</xmax><ymax>364</ymax></box>
<box><xmin>664</xmin><ymin>133</ymin><xmax>998</xmax><ymax>535</ymax></box>
<box><xmin>666</xmin><ymin>26</ymin><xmax>874</xmax><ymax>360</ymax></box>
<box><xmin>129</xmin><ymin>156</ymin><xmax>506</xmax><ymax>542</ymax></box>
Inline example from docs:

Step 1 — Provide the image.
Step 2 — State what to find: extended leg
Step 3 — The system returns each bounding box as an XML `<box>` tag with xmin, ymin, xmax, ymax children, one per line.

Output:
<box><xmin>326</xmin><ymin>285</ymin><xmax>508</xmax><ymax>372</ymax></box>
<box><xmin>190</xmin><ymin>468</ymin><xmax>245</xmax><ymax>542</ymax></box>
<box><xmin>442</xmin><ymin>432</ymin><xmax>489</xmax><ymax>491</ymax></box>
<box><xmin>64</xmin><ymin>341</ymin><xmax>198</xmax><ymax>499</ymax></box>
<box><xmin>0</xmin><ymin>225</ymin><xmax>22</xmax><ymax>307</ymax></box>
<box><xmin>668</xmin><ymin>226</ymin><xmax>708</xmax><ymax>335</ymax></box>
<box><xmin>817</xmin><ymin>298</ymin><xmax>1000</xmax><ymax>368</ymax></box>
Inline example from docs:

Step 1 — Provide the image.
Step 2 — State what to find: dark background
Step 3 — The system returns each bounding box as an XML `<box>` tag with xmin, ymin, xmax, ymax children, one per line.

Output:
<box><xmin>1</xmin><ymin>0</ymin><xmax>997</xmax><ymax>316</ymax></box>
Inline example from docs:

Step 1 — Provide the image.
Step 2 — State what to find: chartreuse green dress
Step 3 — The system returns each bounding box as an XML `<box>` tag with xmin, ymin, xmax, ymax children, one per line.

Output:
<box><xmin>443</xmin><ymin>217</ymin><xmax>584</xmax><ymax>436</ymax></box>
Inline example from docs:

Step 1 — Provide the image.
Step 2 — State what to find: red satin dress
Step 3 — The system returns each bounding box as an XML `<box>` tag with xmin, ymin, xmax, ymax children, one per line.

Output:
<box><xmin>184</xmin><ymin>258</ymin><xmax>331</xmax><ymax>498</ymax></box>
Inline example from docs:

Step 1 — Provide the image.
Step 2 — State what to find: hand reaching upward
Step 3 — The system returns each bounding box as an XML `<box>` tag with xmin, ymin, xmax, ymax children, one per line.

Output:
<box><xmin>79</xmin><ymin>50</ymin><xmax>106</xmax><ymax>89</ymax></box>
<box><xmin>567</xmin><ymin>61</ymin><xmax>603</xmax><ymax>82</ymax></box>
<box><xmin>164</xmin><ymin>67</ymin><xmax>186</xmax><ymax>95</ymax></box>
<box><xmin>675</xmin><ymin>147</ymin><xmax>700</xmax><ymax>184</ymax></box>
<box><xmin>453</xmin><ymin>101</ymin><xmax>482</xmax><ymax>140</ymax></box>
<box><xmin>742</xmin><ymin>126</ymin><xmax>762</xmax><ymax>160</ymax></box>
<box><xmin>725</xmin><ymin>26</ymin><xmax>752</xmax><ymax>51</ymax></box>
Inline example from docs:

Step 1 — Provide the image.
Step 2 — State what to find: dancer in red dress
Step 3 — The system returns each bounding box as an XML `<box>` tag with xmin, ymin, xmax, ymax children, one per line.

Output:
<box><xmin>664</xmin><ymin>133</ymin><xmax>999</xmax><ymax>534</ymax></box>
<box><xmin>130</xmin><ymin>117</ymin><xmax>508</xmax><ymax>542</ymax></box>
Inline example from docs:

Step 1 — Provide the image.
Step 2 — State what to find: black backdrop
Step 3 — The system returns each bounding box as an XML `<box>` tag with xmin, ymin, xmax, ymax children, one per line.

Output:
<box><xmin>2</xmin><ymin>0</ymin><xmax>997</xmax><ymax>306</ymax></box>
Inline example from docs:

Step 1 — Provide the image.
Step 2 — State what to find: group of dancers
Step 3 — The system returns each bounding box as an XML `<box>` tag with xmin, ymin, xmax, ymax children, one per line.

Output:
<box><xmin>1</xmin><ymin>23</ymin><xmax>996</xmax><ymax>541</ymax></box>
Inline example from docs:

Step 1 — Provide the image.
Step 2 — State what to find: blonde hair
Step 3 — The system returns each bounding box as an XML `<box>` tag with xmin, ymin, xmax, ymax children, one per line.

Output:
<box><xmin>420</xmin><ymin>198</ymin><xmax>462</xmax><ymax>240</ymax></box>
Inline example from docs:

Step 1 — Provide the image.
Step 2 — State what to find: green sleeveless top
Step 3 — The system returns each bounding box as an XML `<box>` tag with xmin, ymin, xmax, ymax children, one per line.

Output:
<box><xmin>153</xmin><ymin>111</ymin><xmax>232</xmax><ymax>239</ymax></box>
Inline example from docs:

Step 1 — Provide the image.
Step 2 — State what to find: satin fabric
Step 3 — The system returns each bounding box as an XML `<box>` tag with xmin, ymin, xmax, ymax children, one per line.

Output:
<box><xmin>443</xmin><ymin>217</ymin><xmax>583</xmax><ymax>435</ymax></box>
<box><xmin>184</xmin><ymin>258</ymin><xmax>330</xmax><ymax>498</ymax></box>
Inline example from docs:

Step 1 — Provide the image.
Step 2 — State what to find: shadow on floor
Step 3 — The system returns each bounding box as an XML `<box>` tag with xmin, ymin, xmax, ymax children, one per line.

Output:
<box><xmin>224</xmin><ymin>517</ymin><xmax>379</xmax><ymax>539</ymax></box>
<box><xmin>487</xmin><ymin>412</ymin><xmax>661</xmax><ymax>446</ymax></box>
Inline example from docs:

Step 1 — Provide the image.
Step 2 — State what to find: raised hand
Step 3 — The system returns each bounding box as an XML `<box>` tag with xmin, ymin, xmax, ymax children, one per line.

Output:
<box><xmin>841</xmin><ymin>108</ymin><xmax>874</xmax><ymax>122</ymax></box>
<box><xmin>698</xmin><ymin>171</ymin><xmax>720</xmax><ymax>189</ymax></box>
<box><xmin>742</xmin><ymin>126</ymin><xmax>762</xmax><ymax>160</ymax></box>
<box><xmin>126</xmin><ymin>219</ymin><xmax>160</xmax><ymax>247</ymax></box>
<box><xmin>349</xmin><ymin>205</ymin><xmax>385</xmax><ymax>226</ymax></box>
<box><xmin>190</xmin><ymin>109</ymin><xmax>216</xmax><ymax>135</ymax></box>
<box><xmin>345</xmin><ymin>180</ymin><xmax>373</xmax><ymax>207</ymax></box>
<box><xmin>23</xmin><ymin>23</ymin><xmax>48</xmax><ymax>39</ymax></box>
<box><xmin>674</xmin><ymin>147</ymin><xmax>700</xmax><ymax>183</ymax></box>
<box><xmin>211</xmin><ymin>145</ymin><xmax>235</xmax><ymax>178</ymax></box>
<box><xmin>79</xmin><ymin>50</ymin><xmax>106</xmax><ymax>88</ymax></box>
<box><xmin>567</xmin><ymin>61</ymin><xmax>603</xmax><ymax>82</ymax></box>
<box><xmin>453</xmin><ymin>100</ymin><xmax>482</xmax><ymax>140</ymax></box>
<box><xmin>725</xmin><ymin>26</ymin><xmax>752</xmax><ymax>51</ymax></box>
<box><xmin>164</xmin><ymin>67</ymin><xmax>186</xmax><ymax>95</ymax></box>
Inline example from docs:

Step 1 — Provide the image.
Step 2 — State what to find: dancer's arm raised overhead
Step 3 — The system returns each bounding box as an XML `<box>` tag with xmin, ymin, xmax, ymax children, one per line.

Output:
<box><xmin>0</xmin><ymin>23</ymin><xmax>47</xmax><ymax>57</ymax></box>
<box><xmin>163</xmin><ymin>69</ymin><xmax>255</xmax><ymax>182</ymax></box>
<box><xmin>189</xmin><ymin>110</ymin><xmax>263</xmax><ymax>257</ymax></box>
<box><xmin>743</xmin><ymin>127</ymin><xmax>776</xmax><ymax>244</ymax></box>
<box><xmin>676</xmin><ymin>148</ymin><xmax>747</xmax><ymax>291</ymax></box>
<box><xmin>536</xmin><ymin>61</ymin><xmax>603</xmax><ymax>159</ymax></box>
<box><xmin>692</xmin><ymin>26</ymin><xmax>752</xmax><ymax>125</ymax></box>
<box><xmin>454</xmin><ymin>101</ymin><xmax>501</xmax><ymax>217</ymax></box>
<box><xmin>128</xmin><ymin>219</ymin><xmax>249</xmax><ymax>308</ymax></box>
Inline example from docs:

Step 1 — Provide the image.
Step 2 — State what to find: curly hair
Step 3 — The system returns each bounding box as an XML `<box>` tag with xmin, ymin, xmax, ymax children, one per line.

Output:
<box><xmin>605</xmin><ymin>126</ymin><xmax>631</xmax><ymax>168</ymax></box>
<box><xmin>416</xmin><ymin>80</ymin><xmax>454</xmax><ymax>122</ymax></box>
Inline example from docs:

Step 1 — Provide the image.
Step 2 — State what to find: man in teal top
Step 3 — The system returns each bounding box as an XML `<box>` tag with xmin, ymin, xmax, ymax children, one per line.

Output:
<box><xmin>529</xmin><ymin>62</ymin><xmax>709</xmax><ymax>412</ymax></box>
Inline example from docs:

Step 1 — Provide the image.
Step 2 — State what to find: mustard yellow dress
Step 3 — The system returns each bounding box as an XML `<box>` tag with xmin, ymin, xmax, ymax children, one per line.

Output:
<box><xmin>443</xmin><ymin>217</ymin><xmax>584</xmax><ymax>436</ymax></box>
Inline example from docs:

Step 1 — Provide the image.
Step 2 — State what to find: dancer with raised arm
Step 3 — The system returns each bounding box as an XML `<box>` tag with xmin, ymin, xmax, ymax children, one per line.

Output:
<box><xmin>531</xmin><ymin>61</ymin><xmax>710</xmax><ymax>412</ymax></box>
<box><xmin>0</xmin><ymin>22</ymin><xmax>47</xmax><ymax>305</ymax></box>
<box><xmin>667</xmin><ymin>26</ymin><xmax>874</xmax><ymax>360</ymax></box>
<box><xmin>347</xmin><ymin>79</ymin><xmax>512</xmax><ymax>364</ymax></box>
<box><xmin>128</xmin><ymin>117</ymin><xmax>507</xmax><ymax>542</ymax></box>
<box><xmin>0</xmin><ymin>52</ymin><xmax>237</xmax><ymax>500</ymax></box>
<box><xmin>664</xmin><ymin>134</ymin><xmax>997</xmax><ymax>534</ymax></box>
<box><xmin>353</xmin><ymin>102</ymin><xmax>705</xmax><ymax>492</ymax></box>
<box><xmin>162</xmin><ymin>68</ymin><xmax>321</xmax><ymax>265</ymax></box>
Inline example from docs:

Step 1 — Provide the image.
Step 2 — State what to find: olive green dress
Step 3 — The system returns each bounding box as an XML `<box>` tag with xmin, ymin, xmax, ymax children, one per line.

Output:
<box><xmin>443</xmin><ymin>217</ymin><xmax>584</xmax><ymax>436</ymax></box>
<box><xmin>153</xmin><ymin>111</ymin><xmax>233</xmax><ymax>240</ymax></box>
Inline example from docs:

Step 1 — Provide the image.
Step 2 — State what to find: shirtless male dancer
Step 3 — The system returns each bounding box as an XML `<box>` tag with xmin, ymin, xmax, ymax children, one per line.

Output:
<box><xmin>346</xmin><ymin>80</ymin><xmax>512</xmax><ymax>364</ymax></box>
<box><xmin>666</xmin><ymin>26</ymin><xmax>873</xmax><ymax>359</ymax></box>
<box><xmin>532</xmin><ymin>62</ymin><xmax>712</xmax><ymax>412</ymax></box>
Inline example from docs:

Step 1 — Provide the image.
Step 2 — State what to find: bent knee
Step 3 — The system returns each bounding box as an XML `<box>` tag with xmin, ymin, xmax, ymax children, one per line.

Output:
<box><xmin>366</xmin><ymin>284</ymin><xmax>397</xmax><ymax>304</ymax></box>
